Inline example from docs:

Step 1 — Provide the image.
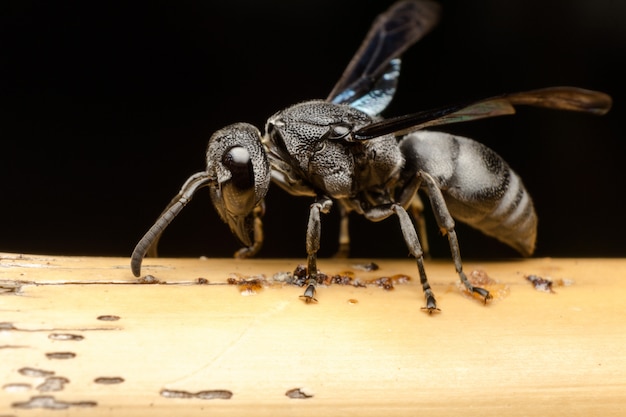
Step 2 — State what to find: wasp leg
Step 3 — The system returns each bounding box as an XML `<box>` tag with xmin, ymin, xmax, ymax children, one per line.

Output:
<box><xmin>300</xmin><ymin>196</ymin><xmax>333</xmax><ymax>303</ymax></box>
<box><xmin>299</xmin><ymin>278</ymin><xmax>318</xmax><ymax>304</ymax></box>
<box><xmin>333</xmin><ymin>203</ymin><xmax>351</xmax><ymax>258</ymax></box>
<box><xmin>408</xmin><ymin>194</ymin><xmax>430</xmax><ymax>259</ymax></box>
<box><xmin>391</xmin><ymin>204</ymin><xmax>439</xmax><ymax>313</ymax></box>
<box><xmin>418</xmin><ymin>171</ymin><xmax>492</xmax><ymax>304</ymax></box>
<box><xmin>359</xmin><ymin>199</ymin><xmax>438</xmax><ymax>312</ymax></box>
<box><xmin>234</xmin><ymin>202</ymin><xmax>265</xmax><ymax>259</ymax></box>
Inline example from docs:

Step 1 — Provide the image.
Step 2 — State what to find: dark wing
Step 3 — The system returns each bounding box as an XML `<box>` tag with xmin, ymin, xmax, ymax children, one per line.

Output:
<box><xmin>327</xmin><ymin>0</ymin><xmax>440</xmax><ymax>116</ymax></box>
<box><xmin>353</xmin><ymin>87</ymin><xmax>613</xmax><ymax>140</ymax></box>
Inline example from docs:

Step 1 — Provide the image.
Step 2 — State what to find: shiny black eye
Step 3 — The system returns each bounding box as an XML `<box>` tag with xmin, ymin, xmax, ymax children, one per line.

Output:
<box><xmin>222</xmin><ymin>146</ymin><xmax>254</xmax><ymax>190</ymax></box>
<box><xmin>323</xmin><ymin>122</ymin><xmax>353</xmax><ymax>141</ymax></box>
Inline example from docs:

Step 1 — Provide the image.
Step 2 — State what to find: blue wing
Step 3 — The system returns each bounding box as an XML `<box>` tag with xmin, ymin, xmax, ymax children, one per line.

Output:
<box><xmin>327</xmin><ymin>0</ymin><xmax>440</xmax><ymax>117</ymax></box>
<box><xmin>331</xmin><ymin>59</ymin><xmax>402</xmax><ymax>118</ymax></box>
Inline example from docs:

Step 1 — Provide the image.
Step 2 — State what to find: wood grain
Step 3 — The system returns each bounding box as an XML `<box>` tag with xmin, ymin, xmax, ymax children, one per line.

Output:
<box><xmin>1</xmin><ymin>253</ymin><xmax>625</xmax><ymax>416</ymax></box>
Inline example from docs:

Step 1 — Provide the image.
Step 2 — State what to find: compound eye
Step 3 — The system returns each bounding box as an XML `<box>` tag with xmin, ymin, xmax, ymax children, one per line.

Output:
<box><xmin>222</xmin><ymin>146</ymin><xmax>254</xmax><ymax>190</ymax></box>
<box><xmin>323</xmin><ymin>122</ymin><xmax>353</xmax><ymax>141</ymax></box>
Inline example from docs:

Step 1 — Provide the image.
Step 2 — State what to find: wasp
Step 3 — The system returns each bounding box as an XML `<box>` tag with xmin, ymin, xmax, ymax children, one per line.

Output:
<box><xmin>131</xmin><ymin>0</ymin><xmax>611</xmax><ymax>312</ymax></box>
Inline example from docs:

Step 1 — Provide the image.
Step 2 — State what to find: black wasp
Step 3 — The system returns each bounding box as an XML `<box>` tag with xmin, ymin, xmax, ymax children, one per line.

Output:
<box><xmin>131</xmin><ymin>0</ymin><xmax>611</xmax><ymax>312</ymax></box>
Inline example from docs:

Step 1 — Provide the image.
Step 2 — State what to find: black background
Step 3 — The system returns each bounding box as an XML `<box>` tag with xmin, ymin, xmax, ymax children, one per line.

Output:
<box><xmin>2</xmin><ymin>0</ymin><xmax>625</xmax><ymax>261</ymax></box>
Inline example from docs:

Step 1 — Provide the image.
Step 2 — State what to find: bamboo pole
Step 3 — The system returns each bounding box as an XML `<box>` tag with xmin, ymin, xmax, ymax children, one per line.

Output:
<box><xmin>1</xmin><ymin>253</ymin><xmax>625</xmax><ymax>416</ymax></box>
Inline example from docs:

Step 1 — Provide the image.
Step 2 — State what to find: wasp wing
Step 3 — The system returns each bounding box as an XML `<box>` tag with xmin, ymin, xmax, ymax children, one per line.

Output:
<box><xmin>505</xmin><ymin>87</ymin><xmax>612</xmax><ymax>115</ymax></box>
<box><xmin>327</xmin><ymin>0</ymin><xmax>440</xmax><ymax>116</ymax></box>
<box><xmin>353</xmin><ymin>87</ymin><xmax>612</xmax><ymax>140</ymax></box>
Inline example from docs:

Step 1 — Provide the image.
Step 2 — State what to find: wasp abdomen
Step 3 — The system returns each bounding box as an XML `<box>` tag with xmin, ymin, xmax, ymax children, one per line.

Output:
<box><xmin>400</xmin><ymin>131</ymin><xmax>537</xmax><ymax>256</ymax></box>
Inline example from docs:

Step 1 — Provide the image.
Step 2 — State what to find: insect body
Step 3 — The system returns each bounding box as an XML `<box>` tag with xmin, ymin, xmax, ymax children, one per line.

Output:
<box><xmin>131</xmin><ymin>0</ymin><xmax>611</xmax><ymax>312</ymax></box>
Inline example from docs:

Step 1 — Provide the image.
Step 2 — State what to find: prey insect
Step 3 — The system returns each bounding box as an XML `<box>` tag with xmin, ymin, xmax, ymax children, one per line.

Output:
<box><xmin>131</xmin><ymin>0</ymin><xmax>611</xmax><ymax>312</ymax></box>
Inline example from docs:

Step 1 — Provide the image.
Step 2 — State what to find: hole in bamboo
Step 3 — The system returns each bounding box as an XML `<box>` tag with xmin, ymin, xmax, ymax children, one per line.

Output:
<box><xmin>12</xmin><ymin>395</ymin><xmax>97</xmax><ymax>410</ymax></box>
<box><xmin>285</xmin><ymin>387</ymin><xmax>314</xmax><ymax>399</ymax></box>
<box><xmin>3</xmin><ymin>383</ymin><xmax>32</xmax><ymax>392</ymax></box>
<box><xmin>97</xmin><ymin>315</ymin><xmax>120</xmax><ymax>321</ymax></box>
<box><xmin>48</xmin><ymin>333</ymin><xmax>84</xmax><ymax>341</ymax></box>
<box><xmin>45</xmin><ymin>352</ymin><xmax>76</xmax><ymax>360</ymax></box>
<box><xmin>94</xmin><ymin>377</ymin><xmax>125</xmax><ymax>385</ymax></box>
<box><xmin>19</xmin><ymin>367</ymin><xmax>54</xmax><ymax>377</ymax></box>
<box><xmin>37</xmin><ymin>377</ymin><xmax>69</xmax><ymax>392</ymax></box>
<box><xmin>160</xmin><ymin>389</ymin><xmax>233</xmax><ymax>400</ymax></box>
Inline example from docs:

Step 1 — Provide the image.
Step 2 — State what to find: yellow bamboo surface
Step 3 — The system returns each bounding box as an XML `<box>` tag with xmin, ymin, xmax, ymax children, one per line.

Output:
<box><xmin>1</xmin><ymin>253</ymin><xmax>625</xmax><ymax>416</ymax></box>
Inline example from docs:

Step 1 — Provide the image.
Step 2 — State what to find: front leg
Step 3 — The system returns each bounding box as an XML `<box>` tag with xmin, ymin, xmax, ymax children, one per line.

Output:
<box><xmin>301</xmin><ymin>196</ymin><xmax>333</xmax><ymax>303</ymax></box>
<box><xmin>234</xmin><ymin>202</ymin><xmax>265</xmax><ymax>259</ymax></box>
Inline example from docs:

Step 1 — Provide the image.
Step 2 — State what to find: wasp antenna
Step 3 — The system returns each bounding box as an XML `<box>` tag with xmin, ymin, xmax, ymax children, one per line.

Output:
<box><xmin>130</xmin><ymin>172</ymin><xmax>213</xmax><ymax>277</ymax></box>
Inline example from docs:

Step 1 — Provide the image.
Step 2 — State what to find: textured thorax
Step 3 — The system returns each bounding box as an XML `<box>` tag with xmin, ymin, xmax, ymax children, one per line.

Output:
<box><xmin>265</xmin><ymin>101</ymin><xmax>372</xmax><ymax>198</ymax></box>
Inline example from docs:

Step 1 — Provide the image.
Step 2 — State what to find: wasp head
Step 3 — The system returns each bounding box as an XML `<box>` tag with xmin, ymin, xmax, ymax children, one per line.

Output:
<box><xmin>206</xmin><ymin>123</ymin><xmax>270</xmax><ymax>247</ymax></box>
